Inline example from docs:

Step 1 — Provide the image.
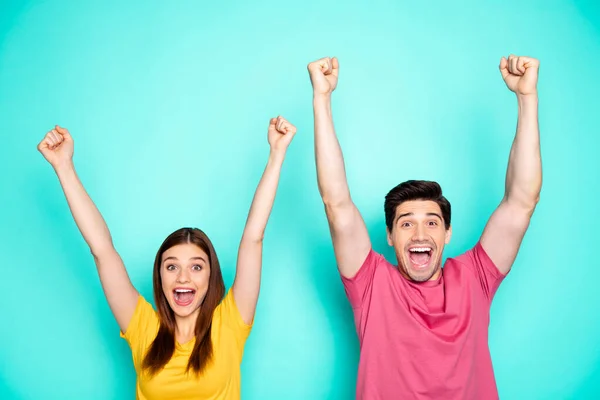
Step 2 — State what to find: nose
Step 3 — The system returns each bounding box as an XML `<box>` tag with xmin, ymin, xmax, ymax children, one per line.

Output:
<box><xmin>176</xmin><ymin>268</ymin><xmax>190</xmax><ymax>284</ymax></box>
<box><xmin>412</xmin><ymin>223</ymin><xmax>427</xmax><ymax>242</ymax></box>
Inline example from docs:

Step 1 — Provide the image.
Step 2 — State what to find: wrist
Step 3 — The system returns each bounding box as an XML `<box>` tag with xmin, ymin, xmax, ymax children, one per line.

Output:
<box><xmin>517</xmin><ymin>93</ymin><xmax>538</xmax><ymax>113</ymax></box>
<box><xmin>516</xmin><ymin>92</ymin><xmax>538</xmax><ymax>103</ymax></box>
<box><xmin>313</xmin><ymin>92</ymin><xmax>332</xmax><ymax>103</ymax></box>
<box><xmin>268</xmin><ymin>149</ymin><xmax>286</xmax><ymax>163</ymax></box>
<box><xmin>313</xmin><ymin>93</ymin><xmax>332</xmax><ymax>116</ymax></box>
<box><xmin>53</xmin><ymin>161</ymin><xmax>75</xmax><ymax>176</ymax></box>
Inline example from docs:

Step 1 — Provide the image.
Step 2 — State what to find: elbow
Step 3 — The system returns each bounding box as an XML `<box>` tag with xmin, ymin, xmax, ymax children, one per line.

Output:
<box><xmin>318</xmin><ymin>181</ymin><xmax>352</xmax><ymax>209</ymax></box>
<box><xmin>90</xmin><ymin>243</ymin><xmax>117</xmax><ymax>261</ymax></box>
<box><xmin>241</xmin><ymin>232</ymin><xmax>264</xmax><ymax>246</ymax></box>
<box><xmin>524</xmin><ymin>195</ymin><xmax>540</xmax><ymax>216</ymax></box>
<box><xmin>321</xmin><ymin>194</ymin><xmax>352</xmax><ymax>210</ymax></box>
<box><xmin>505</xmin><ymin>189</ymin><xmax>541</xmax><ymax>215</ymax></box>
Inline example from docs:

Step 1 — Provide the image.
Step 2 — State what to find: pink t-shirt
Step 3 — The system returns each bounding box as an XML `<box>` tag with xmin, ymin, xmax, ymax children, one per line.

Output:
<box><xmin>342</xmin><ymin>242</ymin><xmax>507</xmax><ymax>400</ymax></box>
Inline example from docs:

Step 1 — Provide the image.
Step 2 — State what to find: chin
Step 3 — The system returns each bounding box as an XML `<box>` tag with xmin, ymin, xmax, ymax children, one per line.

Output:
<box><xmin>168</xmin><ymin>301</ymin><xmax>201</xmax><ymax>318</ymax></box>
<box><xmin>409</xmin><ymin>266</ymin><xmax>439</xmax><ymax>282</ymax></box>
<box><xmin>401</xmin><ymin>257</ymin><xmax>441</xmax><ymax>282</ymax></box>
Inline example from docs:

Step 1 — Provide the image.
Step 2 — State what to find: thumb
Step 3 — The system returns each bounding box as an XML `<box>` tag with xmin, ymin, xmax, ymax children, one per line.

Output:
<box><xmin>319</xmin><ymin>58</ymin><xmax>332</xmax><ymax>75</ymax></box>
<box><xmin>499</xmin><ymin>57</ymin><xmax>510</xmax><ymax>80</ymax></box>
<box><xmin>286</xmin><ymin>128</ymin><xmax>297</xmax><ymax>139</ymax></box>
<box><xmin>308</xmin><ymin>58</ymin><xmax>331</xmax><ymax>74</ymax></box>
<box><xmin>331</xmin><ymin>57</ymin><xmax>339</xmax><ymax>77</ymax></box>
<box><xmin>307</xmin><ymin>62</ymin><xmax>320</xmax><ymax>74</ymax></box>
<box><xmin>55</xmin><ymin>125</ymin><xmax>72</xmax><ymax>139</ymax></box>
<box><xmin>37</xmin><ymin>137</ymin><xmax>53</xmax><ymax>155</ymax></box>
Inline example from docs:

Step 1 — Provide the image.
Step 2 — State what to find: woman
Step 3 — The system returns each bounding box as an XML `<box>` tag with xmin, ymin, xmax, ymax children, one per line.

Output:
<box><xmin>37</xmin><ymin>117</ymin><xmax>297</xmax><ymax>399</ymax></box>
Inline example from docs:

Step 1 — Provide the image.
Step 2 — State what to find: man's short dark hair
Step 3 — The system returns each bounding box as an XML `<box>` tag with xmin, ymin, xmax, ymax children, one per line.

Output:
<box><xmin>384</xmin><ymin>180</ymin><xmax>451</xmax><ymax>231</ymax></box>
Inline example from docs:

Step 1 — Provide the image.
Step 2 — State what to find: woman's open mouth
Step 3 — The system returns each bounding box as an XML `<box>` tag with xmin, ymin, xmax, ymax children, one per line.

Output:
<box><xmin>173</xmin><ymin>288</ymin><xmax>196</xmax><ymax>307</ymax></box>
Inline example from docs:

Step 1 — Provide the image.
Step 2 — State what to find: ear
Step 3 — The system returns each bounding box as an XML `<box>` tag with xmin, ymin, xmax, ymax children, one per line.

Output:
<box><xmin>386</xmin><ymin>227</ymin><xmax>393</xmax><ymax>246</ymax></box>
<box><xmin>445</xmin><ymin>225</ymin><xmax>452</xmax><ymax>244</ymax></box>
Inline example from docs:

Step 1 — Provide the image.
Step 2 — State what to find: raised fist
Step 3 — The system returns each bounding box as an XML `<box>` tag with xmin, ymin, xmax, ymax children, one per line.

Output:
<box><xmin>307</xmin><ymin>57</ymin><xmax>339</xmax><ymax>95</ymax></box>
<box><xmin>37</xmin><ymin>125</ymin><xmax>74</xmax><ymax>169</ymax></box>
<box><xmin>499</xmin><ymin>55</ymin><xmax>539</xmax><ymax>96</ymax></box>
<box><xmin>268</xmin><ymin>116</ymin><xmax>297</xmax><ymax>154</ymax></box>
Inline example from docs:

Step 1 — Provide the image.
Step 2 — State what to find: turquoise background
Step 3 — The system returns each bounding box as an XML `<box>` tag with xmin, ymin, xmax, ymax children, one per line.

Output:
<box><xmin>1</xmin><ymin>0</ymin><xmax>599</xmax><ymax>398</ymax></box>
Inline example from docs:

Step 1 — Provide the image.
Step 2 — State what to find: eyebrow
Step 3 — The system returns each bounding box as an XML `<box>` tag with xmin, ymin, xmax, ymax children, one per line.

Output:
<box><xmin>163</xmin><ymin>256</ymin><xmax>207</xmax><ymax>263</ymax></box>
<box><xmin>396</xmin><ymin>212</ymin><xmax>443</xmax><ymax>221</ymax></box>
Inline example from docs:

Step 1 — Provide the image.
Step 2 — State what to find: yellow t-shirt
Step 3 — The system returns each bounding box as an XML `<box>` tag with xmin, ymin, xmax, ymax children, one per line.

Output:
<box><xmin>120</xmin><ymin>288</ymin><xmax>252</xmax><ymax>400</ymax></box>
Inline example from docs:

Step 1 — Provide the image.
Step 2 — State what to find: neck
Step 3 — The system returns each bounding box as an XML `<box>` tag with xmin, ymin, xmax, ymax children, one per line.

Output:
<box><xmin>174</xmin><ymin>310</ymin><xmax>199</xmax><ymax>343</ymax></box>
<box><xmin>428</xmin><ymin>267</ymin><xmax>442</xmax><ymax>281</ymax></box>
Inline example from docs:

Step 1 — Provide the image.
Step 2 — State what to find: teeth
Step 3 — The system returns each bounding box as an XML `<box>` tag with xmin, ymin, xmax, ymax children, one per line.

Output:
<box><xmin>409</xmin><ymin>247</ymin><xmax>431</xmax><ymax>252</ymax></box>
<box><xmin>175</xmin><ymin>289</ymin><xmax>193</xmax><ymax>293</ymax></box>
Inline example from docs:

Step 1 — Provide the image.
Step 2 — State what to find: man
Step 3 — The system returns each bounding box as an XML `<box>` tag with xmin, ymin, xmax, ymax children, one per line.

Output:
<box><xmin>307</xmin><ymin>54</ymin><xmax>541</xmax><ymax>399</ymax></box>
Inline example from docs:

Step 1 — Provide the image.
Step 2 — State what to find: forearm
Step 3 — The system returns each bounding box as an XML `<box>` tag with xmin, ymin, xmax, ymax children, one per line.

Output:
<box><xmin>240</xmin><ymin>151</ymin><xmax>285</xmax><ymax>243</ymax></box>
<box><xmin>313</xmin><ymin>94</ymin><xmax>351</xmax><ymax>206</ymax></box>
<box><xmin>55</xmin><ymin>163</ymin><xmax>115</xmax><ymax>257</ymax></box>
<box><xmin>505</xmin><ymin>94</ymin><xmax>542</xmax><ymax>209</ymax></box>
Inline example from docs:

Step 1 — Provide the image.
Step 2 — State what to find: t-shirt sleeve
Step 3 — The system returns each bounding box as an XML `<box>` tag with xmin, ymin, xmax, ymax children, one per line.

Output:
<box><xmin>120</xmin><ymin>295</ymin><xmax>160</xmax><ymax>369</ymax></box>
<box><xmin>340</xmin><ymin>249</ymin><xmax>380</xmax><ymax>309</ymax></box>
<box><xmin>455</xmin><ymin>241</ymin><xmax>507</xmax><ymax>302</ymax></box>
<box><xmin>215</xmin><ymin>288</ymin><xmax>252</xmax><ymax>353</ymax></box>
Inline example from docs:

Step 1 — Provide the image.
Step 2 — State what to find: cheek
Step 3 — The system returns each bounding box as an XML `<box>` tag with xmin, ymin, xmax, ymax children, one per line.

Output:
<box><xmin>435</xmin><ymin>232</ymin><xmax>448</xmax><ymax>247</ymax></box>
<box><xmin>193</xmin><ymin>271</ymin><xmax>210</xmax><ymax>289</ymax></box>
<box><xmin>392</xmin><ymin>231</ymin><xmax>410</xmax><ymax>249</ymax></box>
<box><xmin>161</xmin><ymin>271</ymin><xmax>175</xmax><ymax>289</ymax></box>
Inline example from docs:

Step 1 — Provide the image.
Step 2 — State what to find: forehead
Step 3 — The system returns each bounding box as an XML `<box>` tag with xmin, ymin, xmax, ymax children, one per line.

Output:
<box><xmin>395</xmin><ymin>200</ymin><xmax>442</xmax><ymax>218</ymax></box>
<box><xmin>162</xmin><ymin>243</ymin><xmax>208</xmax><ymax>261</ymax></box>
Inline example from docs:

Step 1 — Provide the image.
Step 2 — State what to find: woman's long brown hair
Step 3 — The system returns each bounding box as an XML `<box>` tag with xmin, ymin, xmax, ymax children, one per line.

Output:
<box><xmin>142</xmin><ymin>227</ymin><xmax>225</xmax><ymax>376</ymax></box>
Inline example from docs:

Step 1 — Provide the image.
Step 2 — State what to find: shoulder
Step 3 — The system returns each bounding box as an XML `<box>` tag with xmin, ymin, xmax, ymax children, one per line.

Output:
<box><xmin>213</xmin><ymin>289</ymin><xmax>252</xmax><ymax>333</ymax></box>
<box><xmin>120</xmin><ymin>295</ymin><xmax>160</xmax><ymax>358</ymax></box>
<box><xmin>446</xmin><ymin>242</ymin><xmax>504</xmax><ymax>277</ymax></box>
<box><xmin>342</xmin><ymin>248</ymin><xmax>396</xmax><ymax>282</ymax></box>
